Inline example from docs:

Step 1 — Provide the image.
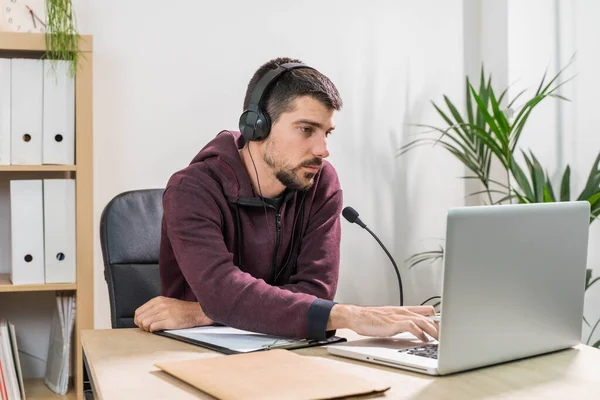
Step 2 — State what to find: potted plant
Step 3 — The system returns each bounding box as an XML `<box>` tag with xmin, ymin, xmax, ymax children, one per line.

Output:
<box><xmin>45</xmin><ymin>0</ymin><xmax>81</xmax><ymax>77</ymax></box>
<box><xmin>398</xmin><ymin>59</ymin><xmax>600</xmax><ymax>348</ymax></box>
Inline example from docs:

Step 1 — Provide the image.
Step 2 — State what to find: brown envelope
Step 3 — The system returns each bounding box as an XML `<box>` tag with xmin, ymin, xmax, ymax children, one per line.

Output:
<box><xmin>155</xmin><ymin>349</ymin><xmax>390</xmax><ymax>400</ymax></box>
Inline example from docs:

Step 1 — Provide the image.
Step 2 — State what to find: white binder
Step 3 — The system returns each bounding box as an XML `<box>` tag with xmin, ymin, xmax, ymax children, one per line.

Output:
<box><xmin>43</xmin><ymin>60</ymin><xmax>75</xmax><ymax>165</ymax></box>
<box><xmin>44</xmin><ymin>179</ymin><xmax>76</xmax><ymax>283</ymax></box>
<box><xmin>10</xmin><ymin>180</ymin><xmax>45</xmax><ymax>285</ymax></box>
<box><xmin>11</xmin><ymin>58</ymin><xmax>43</xmax><ymax>165</ymax></box>
<box><xmin>0</xmin><ymin>58</ymin><xmax>10</xmax><ymax>165</ymax></box>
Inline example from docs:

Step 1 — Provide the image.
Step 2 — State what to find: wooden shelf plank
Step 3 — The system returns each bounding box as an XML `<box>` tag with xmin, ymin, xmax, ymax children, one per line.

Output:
<box><xmin>24</xmin><ymin>379</ymin><xmax>75</xmax><ymax>400</ymax></box>
<box><xmin>0</xmin><ymin>165</ymin><xmax>76</xmax><ymax>172</ymax></box>
<box><xmin>0</xmin><ymin>32</ymin><xmax>92</xmax><ymax>52</ymax></box>
<box><xmin>74</xmin><ymin>46</ymin><xmax>95</xmax><ymax>399</ymax></box>
<box><xmin>0</xmin><ymin>274</ymin><xmax>76</xmax><ymax>293</ymax></box>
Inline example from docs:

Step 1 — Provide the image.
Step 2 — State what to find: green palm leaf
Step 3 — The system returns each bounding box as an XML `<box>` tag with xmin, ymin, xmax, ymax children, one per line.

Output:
<box><xmin>544</xmin><ymin>175</ymin><xmax>556</xmax><ymax>202</ymax></box>
<box><xmin>488</xmin><ymin>86</ymin><xmax>510</xmax><ymax>141</ymax></box>
<box><xmin>475</xmin><ymin>68</ymin><xmax>487</xmax><ymax>129</ymax></box>
<box><xmin>510</xmin><ymin>154</ymin><xmax>534</xmax><ymax>201</ymax></box>
<box><xmin>469</xmin><ymin>84</ymin><xmax>506</xmax><ymax>152</ymax></box>
<box><xmin>465</xmin><ymin>76</ymin><xmax>475</xmax><ymax>125</ymax></box>
<box><xmin>577</xmin><ymin>153</ymin><xmax>600</xmax><ymax>201</ymax></box>
<box><xmin>507</xmin><ymin>89</ymin><xmax>527</xmax><ymax>109</ymax></box>
<box><xmin>530</xmin><ymin>152</ymin><xmax>547</xmax><ymax>202</ymax></box>
<box><xmin>431</xmin><ymin>103</ymin><xmax>477</xmax><ymax>153</ymax></box>
<box><xmin>560</xmin><ymin>166</ymin><xmax>571</xmax><ymax>201</ymax></box>
<box><xmin>458</xmin><ymin>123</ymin><xmax>508</xmax><ymax>169</ymax></box>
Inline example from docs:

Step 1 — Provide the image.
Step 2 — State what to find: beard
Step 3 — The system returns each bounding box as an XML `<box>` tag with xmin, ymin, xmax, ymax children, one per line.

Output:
<box><xmin>275</xmin><ymin>168</ymin><xmax>316</xmax><ymax>191</ymax></box>
<box><xmin>263</xmin><ymin>141</ymin><xmax>322</xmax><ymax>191</ymax></box>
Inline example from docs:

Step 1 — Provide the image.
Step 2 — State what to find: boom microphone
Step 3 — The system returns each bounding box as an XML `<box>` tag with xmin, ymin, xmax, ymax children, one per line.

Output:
<box><xmin>342</xmin><ymin>206</ymin><xmax>404</xmax><ymax>306</ymax></box>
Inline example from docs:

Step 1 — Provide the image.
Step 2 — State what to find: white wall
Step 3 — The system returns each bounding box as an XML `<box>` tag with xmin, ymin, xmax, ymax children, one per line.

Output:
<box><xmin>70</xmin><ymin>0</ymin><xmax>466</xmax><ymax>328</ymax></box>
<box><xmin>508</xmin><ymin>0</ymin><xmax>562</xmax><ymax>176</ymax></box>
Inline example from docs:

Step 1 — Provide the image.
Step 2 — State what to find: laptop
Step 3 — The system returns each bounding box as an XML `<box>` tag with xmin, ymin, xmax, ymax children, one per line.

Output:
<box><xmin>328</xmin><ymin>201</ymin><xmax>590</xmax><ymax>375</ymax></box>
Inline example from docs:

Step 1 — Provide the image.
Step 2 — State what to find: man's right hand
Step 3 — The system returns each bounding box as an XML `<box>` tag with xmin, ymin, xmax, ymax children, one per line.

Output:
<box><xmin>134</xmin><ymin>296</ymin><xmax>214</xmax><ymax>332</ymax></box>
<box><xmin>327</xmin><ymin>304</ymin><xmax>439</xmax><ymax>342</ymax></box>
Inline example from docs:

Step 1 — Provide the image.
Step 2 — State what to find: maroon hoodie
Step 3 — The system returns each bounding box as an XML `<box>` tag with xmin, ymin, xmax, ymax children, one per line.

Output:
<box><xmin>159</xmin><ymin>130</ymin><xmax>342</xmax><ymax>340</ymax></box>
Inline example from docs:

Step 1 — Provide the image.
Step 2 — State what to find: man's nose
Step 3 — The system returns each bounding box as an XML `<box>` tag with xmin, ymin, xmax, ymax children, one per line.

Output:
<box><xmin>312</xmin><ymin>135</ymin><xmax>329</xmax><ymax>159</ymax></box>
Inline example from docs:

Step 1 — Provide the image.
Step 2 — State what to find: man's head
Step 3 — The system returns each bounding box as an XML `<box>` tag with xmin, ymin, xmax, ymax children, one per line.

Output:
<box><xmin>242</xmin><ymin>57</ymin><xmax>343</xmax><ymax>191</ymax></box>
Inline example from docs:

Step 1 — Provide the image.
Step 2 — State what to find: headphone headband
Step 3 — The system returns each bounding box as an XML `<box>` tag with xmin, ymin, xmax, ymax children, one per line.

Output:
<box><xmin>247</xmin><ymin>62</ymin><xmax>313</xmax><ymax>111</ymax></box>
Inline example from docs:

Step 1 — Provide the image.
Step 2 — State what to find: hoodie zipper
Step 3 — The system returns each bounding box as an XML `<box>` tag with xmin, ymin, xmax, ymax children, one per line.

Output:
<box><xmin>270</xmin><ymin>212</ymin><xmax>282</xmax><ymax>284</ymax></box>
<box><xmin>235</xmin><ymin>196</ymin><xmax>290</xmax><ymax>284</ymax></box>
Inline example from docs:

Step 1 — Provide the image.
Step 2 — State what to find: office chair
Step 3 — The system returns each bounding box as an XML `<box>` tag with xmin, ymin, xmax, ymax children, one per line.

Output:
<box><xmin>99</xmin><ymin>188</ymin><xmax>165</xmax><ymax>328</ymax></box>
<box><xmin>84</xmin><ymin>189</ymin><xmax>164</xmax><ymax>399</ymax></box>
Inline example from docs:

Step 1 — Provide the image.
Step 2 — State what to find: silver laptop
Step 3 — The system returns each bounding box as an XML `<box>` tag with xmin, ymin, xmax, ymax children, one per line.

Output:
<box><xmin>328</xmin><ymin>201</ymin><xmax>590</xmax><ymax>375</ymax></box>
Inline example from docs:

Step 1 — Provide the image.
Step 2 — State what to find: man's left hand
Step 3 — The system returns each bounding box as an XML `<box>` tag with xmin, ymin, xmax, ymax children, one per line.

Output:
<box><xmin>134</xmin><ymin>296</ymin><xmax>214</xmax><ymax>332</ymax></box>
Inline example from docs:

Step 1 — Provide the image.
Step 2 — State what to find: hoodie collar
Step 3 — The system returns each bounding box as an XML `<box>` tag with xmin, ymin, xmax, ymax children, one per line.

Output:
<box><xmin>190</xmin><ymin>130</ymin><xmax>297</xmax><ymax>206</ymax></box>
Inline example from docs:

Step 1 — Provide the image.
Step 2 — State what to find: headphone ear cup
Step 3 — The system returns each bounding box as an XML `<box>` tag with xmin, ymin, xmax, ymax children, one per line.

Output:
<box><xmin>239</xmin><ymin>110</ymin><xmax>257</xmax><ymax>141</ymax></box>
<box><xmin>253</xmin><ymin>110</ymin><xmax>271</xmax><ymax>141</ymax></box>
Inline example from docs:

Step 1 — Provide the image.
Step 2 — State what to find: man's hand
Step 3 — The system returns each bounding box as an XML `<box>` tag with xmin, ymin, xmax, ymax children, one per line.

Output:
<box><xmin>327</xmin><ymin>304</ymin><xmax>438</xmax><ymax>342</ymax></box>
<box><xmin>134</xmin><ymin>296</ymin><xmax>214</xmax><ymax>332</ymax></box>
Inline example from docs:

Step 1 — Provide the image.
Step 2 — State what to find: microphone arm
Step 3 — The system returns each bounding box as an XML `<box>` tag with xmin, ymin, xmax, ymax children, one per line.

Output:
<box><xmin>363</xmin><ymin>225</ymin><xmax>404</xmax><ymax>307</ymax></box>
<box><xmin>342</xmin><ymin>206</ymin><xmax>404</xmax><ymax>306</ymax></box>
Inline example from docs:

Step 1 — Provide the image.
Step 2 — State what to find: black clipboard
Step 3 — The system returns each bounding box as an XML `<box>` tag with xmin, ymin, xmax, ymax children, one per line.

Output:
<box><xmin>154</xmin><ymin>329</ymin><xmax>346</xmax><ymax>355</ymax></box>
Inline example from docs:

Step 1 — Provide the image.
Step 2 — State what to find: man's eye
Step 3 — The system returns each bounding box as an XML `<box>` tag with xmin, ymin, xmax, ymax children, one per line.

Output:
<box><xmin>301</xmin><ymin>127</ymin><xmax>313</xmax><ymax>134</ymax></box>
<box><xmin>326</xmin><ymin>131</ymin><xmax>333</xmax><ymax>137</ymax></box>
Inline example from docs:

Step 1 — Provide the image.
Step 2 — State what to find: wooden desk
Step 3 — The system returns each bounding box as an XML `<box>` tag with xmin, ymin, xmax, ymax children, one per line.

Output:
<box><xmin>81</xmin><ymin>328</ymin><xmax>600</xmax><ymax>399</ymax></box>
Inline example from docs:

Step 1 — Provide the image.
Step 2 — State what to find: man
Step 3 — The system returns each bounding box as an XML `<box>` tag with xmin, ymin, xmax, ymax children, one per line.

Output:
<box><xmin>134</xmin><ymin>57</ymin><xmax>438</xmax><ymax>343</ymax></box>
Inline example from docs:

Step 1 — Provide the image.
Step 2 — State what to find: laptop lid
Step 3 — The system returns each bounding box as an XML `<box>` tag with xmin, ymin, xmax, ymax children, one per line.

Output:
<box><xmin>437</xmin><ymin>201</ymin><xmax>590</xmax><ymax>375</ymax></box>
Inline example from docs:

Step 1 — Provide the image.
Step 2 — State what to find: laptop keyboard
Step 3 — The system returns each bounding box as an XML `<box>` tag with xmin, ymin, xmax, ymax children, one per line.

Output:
<box><xmin>398</xmin><ymin>344</ymin><xmax>438</xmax><ymax>359</ymax></box>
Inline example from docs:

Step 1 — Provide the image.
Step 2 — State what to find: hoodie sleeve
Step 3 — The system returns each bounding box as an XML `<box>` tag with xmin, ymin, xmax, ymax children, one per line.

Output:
<box><xmin>163</xmin><ymin>182</ymin><xmax>326</xmax><ymax>340</ymax></box>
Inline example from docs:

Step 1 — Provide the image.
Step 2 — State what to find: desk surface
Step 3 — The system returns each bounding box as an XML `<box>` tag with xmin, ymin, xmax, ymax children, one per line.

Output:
<box><xmin>82</xmin><ymin>328</ymin><xmax>600</xmax><ymax>399</ymax></box>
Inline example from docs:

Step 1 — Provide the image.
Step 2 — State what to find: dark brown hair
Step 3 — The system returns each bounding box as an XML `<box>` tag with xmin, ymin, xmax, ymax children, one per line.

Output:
<box><xmin>243</xmin><ymin>57</ymin><xmax>343</xmax><ymax>124</ymax></box>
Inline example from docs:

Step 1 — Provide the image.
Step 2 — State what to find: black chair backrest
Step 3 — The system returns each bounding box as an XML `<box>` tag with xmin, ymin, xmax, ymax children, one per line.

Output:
<box><xmin>99</xmin><ymin>189</ymin><xmax>164</xmax><ymax>328</ymax></box>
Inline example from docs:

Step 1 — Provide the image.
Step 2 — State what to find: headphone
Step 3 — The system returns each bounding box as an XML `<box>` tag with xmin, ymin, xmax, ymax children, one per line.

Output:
<box><xmin>239</xmin><ymin>62</ymin><xmax>315</xmax><ymax>142</ymax></box>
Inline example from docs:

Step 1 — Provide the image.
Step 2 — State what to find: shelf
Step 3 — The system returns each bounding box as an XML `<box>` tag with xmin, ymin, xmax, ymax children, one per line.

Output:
<box><xmin>24</xmin><ymin>379</ymin><xmax>75</xmax><ymax>400</ymax></box>
<box><xmin>0</xmin><ymin>165</ymin><xmax>76</xmax><ymax>172</ymax></box>
<box><xmin>0</xmin><ymin>32</ymin><xmax>92</xmax><ymax>52</ymax></box>
<box><xmin>0</xmin><ymin>274</ymin><xmax>76</xmax><ymax>293</ymax></box>
<box><xmin>1</xmin><ymin>30</ymin><xmax>95</xmax><ymax>398</ymax></box>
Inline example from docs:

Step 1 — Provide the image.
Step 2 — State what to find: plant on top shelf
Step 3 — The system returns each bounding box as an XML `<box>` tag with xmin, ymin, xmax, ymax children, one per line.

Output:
<box><xmin>45</xmin><ymin>0</ymin><xmax>81</xmax><ymax>77</ymax></box>
<box><xmin>398</xmin><ymin>58</ymin><xmax>600</xmax><ymax>347</ymax></box>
